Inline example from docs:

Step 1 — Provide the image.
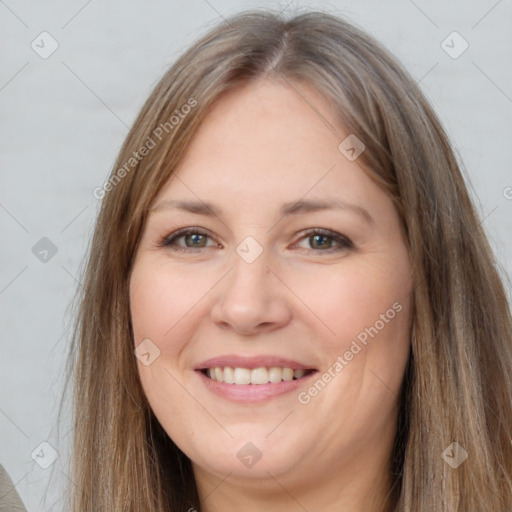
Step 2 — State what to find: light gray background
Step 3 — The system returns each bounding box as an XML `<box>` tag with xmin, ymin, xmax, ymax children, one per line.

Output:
<box><xmin>1</xmin><ymin>0</ymin><xmax>511</xmax><ymax>510</ymax></box>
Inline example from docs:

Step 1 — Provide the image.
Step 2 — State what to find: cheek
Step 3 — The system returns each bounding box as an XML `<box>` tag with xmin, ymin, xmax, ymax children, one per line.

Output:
<box><xmin>130</xmin><ymin>261</ymin><xmax>208</xmax><ymax>343</ymax></box>
<box><xmin>308</xmin><ymin>264</ymin><xmax>412</xmax><ymax>418</ymax></box>
<box><xmin>301</xmin><ymin>266</ymin><xmax>412</xmax><ymax>435</ymax></box>
<box><xmin>130</xmin><ymin>264</ymin><xmax>205</xmax><ymax>444</ymax></box>
<box><xmin>298</xmin><ymin>256</ymin><xmax>413</xmax><ymax>416</ymax></box>
<box><xmin>295</xmin><ymin>259</ymin><xmax>411</xmax><ymax>350</ymax></box>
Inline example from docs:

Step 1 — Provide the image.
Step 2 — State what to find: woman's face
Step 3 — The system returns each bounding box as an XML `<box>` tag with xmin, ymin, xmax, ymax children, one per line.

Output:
<box><xmin>129</xmin><ymin>79</ymin><xmax>413</xmax><ymax>497</ymax></box>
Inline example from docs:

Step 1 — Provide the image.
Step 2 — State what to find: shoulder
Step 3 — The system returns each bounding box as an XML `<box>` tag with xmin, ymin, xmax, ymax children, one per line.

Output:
<box><xmin>0</xmin><ymin>464</ymin><xmax>28</xmax><ymax>512</ymax></box>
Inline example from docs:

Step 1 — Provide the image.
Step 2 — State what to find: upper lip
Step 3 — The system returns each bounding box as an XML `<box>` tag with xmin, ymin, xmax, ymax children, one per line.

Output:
<box><xmin>195</xmin><ymin>355</ymin><xmax>316</xmax><ymax>371</ymax></box>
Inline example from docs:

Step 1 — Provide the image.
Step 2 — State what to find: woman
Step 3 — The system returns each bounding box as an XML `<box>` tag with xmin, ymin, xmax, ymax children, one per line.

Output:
<box><xmin>66</xmin><ymin>9</ymin><xmax>512</xmax><ymax>511</ymax></box>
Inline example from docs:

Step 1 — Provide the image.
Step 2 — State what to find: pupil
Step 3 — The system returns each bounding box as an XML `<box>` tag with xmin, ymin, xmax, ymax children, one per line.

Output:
<box><xmin>312</xmin><ymin>235</ymin><xmax>330</xmax><ymax>249</ymax></box>
<box><xmin>187</xmin><ymin>234</ymin><xmax>205</xmax><ymax>247</ymax></box>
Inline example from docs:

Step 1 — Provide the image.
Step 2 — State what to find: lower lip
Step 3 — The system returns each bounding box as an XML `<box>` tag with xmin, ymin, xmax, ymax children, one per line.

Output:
<box><xmin>196</xmin><ymin>370</ymin><xmax>318</xmax><ymax>403</ymax></box>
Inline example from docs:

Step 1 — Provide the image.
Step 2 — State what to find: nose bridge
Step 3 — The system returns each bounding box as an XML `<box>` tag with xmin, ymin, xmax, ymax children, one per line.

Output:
<box><xmin>209</xmin><ymin>235</ymin><xmax>291</xmax><ymax>334</ymax></box>
<box><xmin>228</xmin><ymin>235</ymin><xmax>272</xmax><ymax>299</ymax></box>
<box><xmin>235</xmin><ymin>234</ymin><xmax>267</xmax><ymax>268</ymax></box>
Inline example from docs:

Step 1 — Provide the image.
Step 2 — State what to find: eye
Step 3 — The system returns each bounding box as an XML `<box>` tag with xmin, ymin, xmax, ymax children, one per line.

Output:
<box><xmin>159</xmin><ymin>227</ymin><xmax>218</xmax><ymax>252</ymax></box>
<box><xmin>294</xmin><ymin>228</ymin><xmax>353</xmax><ymax>253</ymax></box>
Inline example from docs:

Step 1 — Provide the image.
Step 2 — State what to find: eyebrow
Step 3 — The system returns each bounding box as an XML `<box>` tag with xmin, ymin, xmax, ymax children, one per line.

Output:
<box><xmin>150</xmin><ymin>198</ymin><xmax>374</xmax><ymax>225</ymax></box>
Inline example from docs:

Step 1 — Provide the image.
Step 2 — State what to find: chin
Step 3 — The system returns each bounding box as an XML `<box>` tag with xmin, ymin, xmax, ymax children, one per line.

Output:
<box><xmin>186</xmin><ymin>432</ymin><xmax>305</xmax><ymax>479</ymax></box>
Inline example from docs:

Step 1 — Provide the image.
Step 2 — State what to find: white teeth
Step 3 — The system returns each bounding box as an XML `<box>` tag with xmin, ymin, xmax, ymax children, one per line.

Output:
<box><xmin>269</xmin><ymin>366</ymin><xmax>282</xmax><ymax>383</ymax></box>
<box><xmin>205</xmin><ymin>366</ymin><xmax>310</xmax><ymax>385</ymax></box>
<box><xmin>294</xmin><ymin>369</ymin><xmax>306</xmax><ymax>379</ymax></box>
<box><xmin>223</xmin><ymin>366</ymin><xmax>235</xmax><ymax>384</ymax></box>
<box><xmin>282</xmin><ymin>368</ymin><xmax>294</xmax><ymax>381</ymax></box>
<box><xmin>233</xmin><ymin>367</ymin><xmax>251</xmax><ymax>385</ymax></box>
<box><xmin>251</xmin><ymin>367</ymin><xmax>269</xmax><ymax>384</ymax></box>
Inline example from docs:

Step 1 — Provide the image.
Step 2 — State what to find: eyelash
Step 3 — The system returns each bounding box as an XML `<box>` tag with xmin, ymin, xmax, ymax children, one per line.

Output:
<box><xmin>158</xmin><ymin>227</ymin><xmax>354</xmax><ymax>254</ymax></box>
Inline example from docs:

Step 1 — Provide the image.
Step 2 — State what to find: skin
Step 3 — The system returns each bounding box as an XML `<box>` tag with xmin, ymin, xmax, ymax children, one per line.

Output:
<box><xmin>129</xmin><ymin>78</ymin><xmax>413</xmax><ymax>512</ymax></box>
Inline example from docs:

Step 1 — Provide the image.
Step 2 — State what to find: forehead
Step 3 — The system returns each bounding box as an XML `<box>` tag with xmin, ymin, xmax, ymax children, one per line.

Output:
<box><xmin>179</xmin><ymin>79</ymin><xmax>341</xmax><ymax>169</ymax></box>
<box><xmin>153</xmin><ymin>79</ymin><xmax>383</xmax><ymax>217</ymax></box>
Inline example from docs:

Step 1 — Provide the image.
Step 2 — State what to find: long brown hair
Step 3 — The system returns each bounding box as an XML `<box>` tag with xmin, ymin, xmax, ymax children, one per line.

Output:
<box><xmin>65</xmin><ymin>8</ymin><xmax>512</xmax><ymax>511</ymax></box>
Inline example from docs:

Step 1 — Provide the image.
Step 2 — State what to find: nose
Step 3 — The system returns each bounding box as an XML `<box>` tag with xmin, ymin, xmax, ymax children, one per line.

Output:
<box><xmin>209</xmin><ymin>249</ymin><xmax>292</xmax><ymax>336</ymax></box>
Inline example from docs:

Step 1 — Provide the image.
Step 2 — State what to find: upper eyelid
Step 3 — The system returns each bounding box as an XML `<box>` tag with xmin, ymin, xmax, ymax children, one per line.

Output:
<box><xmin>163</xmin><ymin>227</ymin><xmax>214</xmax><ymax>243</ymax></box>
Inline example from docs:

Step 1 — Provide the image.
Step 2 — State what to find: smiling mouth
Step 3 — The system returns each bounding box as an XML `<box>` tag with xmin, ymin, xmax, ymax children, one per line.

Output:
<box><xmin>200</xmin><ymin>366</ymin><xmax>316</xmax><ymax>385</ymax></box>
